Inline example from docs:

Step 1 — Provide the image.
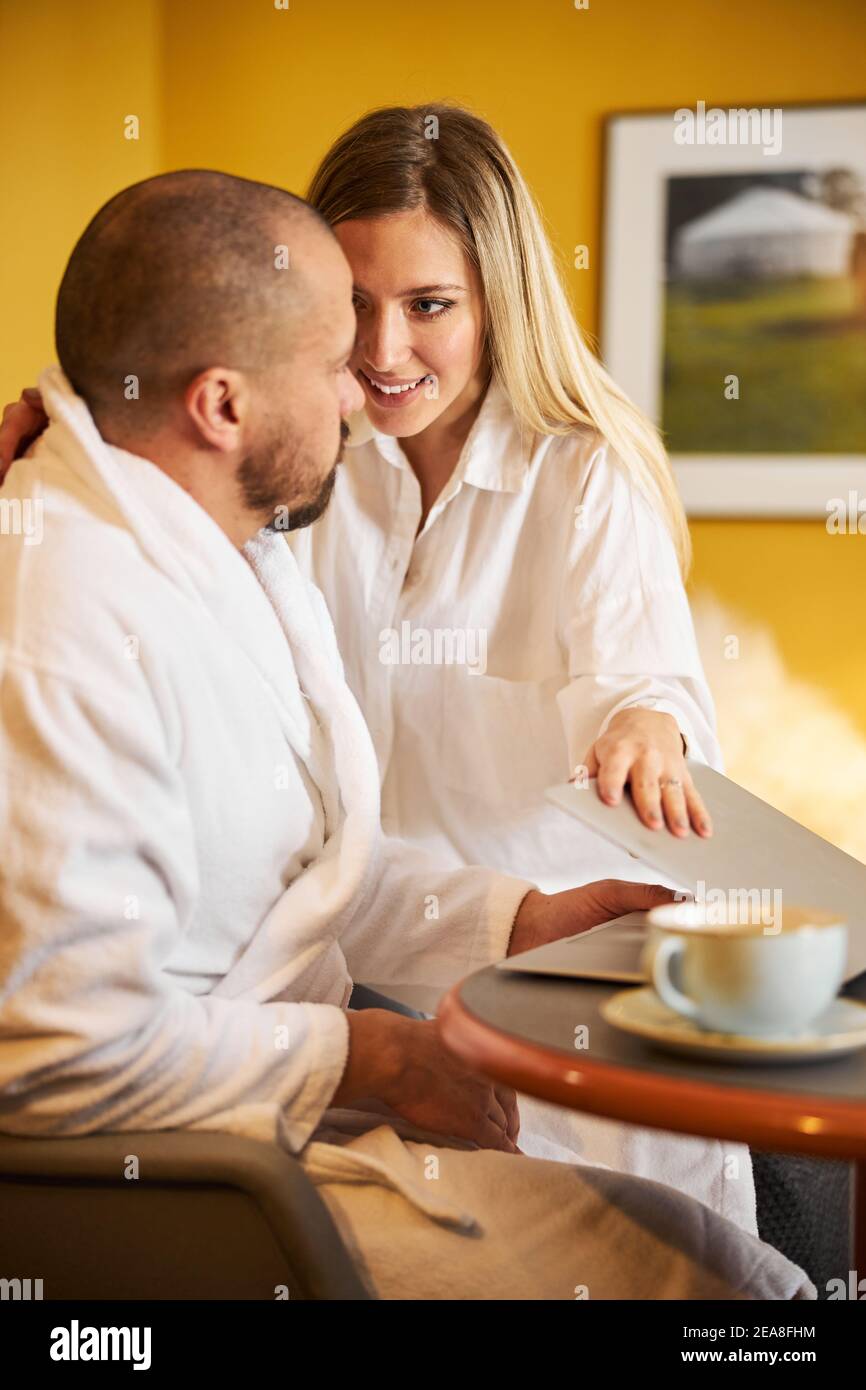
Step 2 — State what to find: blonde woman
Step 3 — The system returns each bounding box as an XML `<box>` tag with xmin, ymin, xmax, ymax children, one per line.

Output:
<box><xmin>291</xmin><ymin>104</ymin><xmax>754</xmax><ymax>1234</ymax></box>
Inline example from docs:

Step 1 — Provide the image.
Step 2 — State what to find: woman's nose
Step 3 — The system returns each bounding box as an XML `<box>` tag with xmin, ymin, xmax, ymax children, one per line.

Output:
<box><xmin>361</xmin><ymin>307</ymin><xmax>412</xmax><ymax>372</ymax></box>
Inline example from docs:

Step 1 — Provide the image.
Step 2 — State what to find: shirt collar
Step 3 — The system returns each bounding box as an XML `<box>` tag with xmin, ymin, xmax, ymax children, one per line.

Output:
<box><xmin>349</xmin><ymin>375</ymin><xmax>534</xmax><ymax>494</ymax></box>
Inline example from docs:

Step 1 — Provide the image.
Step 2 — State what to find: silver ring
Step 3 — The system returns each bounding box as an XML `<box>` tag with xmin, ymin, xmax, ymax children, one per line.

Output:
<box><xmin>660</xmin><ymin>777</ymin><xmax>683</xmax><ymax>789</ymax></box>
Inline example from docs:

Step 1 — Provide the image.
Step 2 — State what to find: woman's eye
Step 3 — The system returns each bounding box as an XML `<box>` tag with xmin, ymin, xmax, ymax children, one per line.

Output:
<box><xmin>413</xmin><ymin>299</ymin><xmax>453</xmax><ymax>318</ymax></box>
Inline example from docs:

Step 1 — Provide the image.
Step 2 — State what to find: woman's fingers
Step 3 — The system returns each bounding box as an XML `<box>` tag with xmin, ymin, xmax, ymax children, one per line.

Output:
<box><xmin>0</xmin><ymin>393</ymin><xmax>47</xmax><ymax>474</ymax></box>
<box><xmin>625</xmin><ymin>754</ymin><xmax>713</xmax><ymax>838</ymax></box>
<box><xmin>595</xmin><ymin>746</ymin><xmax>633</xmax><ymax>805</ymax></box>
<box><xmin>659</xmin><ymin>769</ymin><xmax>712</xmax><ymax>836</ymax></box>
<box><xmin>659</xmin><ymin>776</ymin><xmax>690</xmax><ymax>836</ymax></box>
<box><xmin>629</xmin><ymin>763</ymin><xmax>664</xmax><ymax>829</ymax></box>
<box><xmin>684</xmin><ymin>775</ymin><xmax>713</xmax><ymax>836</ymax></box>
<box><xmin>574</xmin><ymin>745</ymin><xmax>599</xmax><ymax>781</ymax></box>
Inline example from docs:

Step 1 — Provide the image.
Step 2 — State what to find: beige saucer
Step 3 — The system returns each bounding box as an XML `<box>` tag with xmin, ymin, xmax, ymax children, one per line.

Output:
<box><xmin>601</xmin><ymin>987</ymin><xmax>866</xmax><ymax>1065</ymax></box>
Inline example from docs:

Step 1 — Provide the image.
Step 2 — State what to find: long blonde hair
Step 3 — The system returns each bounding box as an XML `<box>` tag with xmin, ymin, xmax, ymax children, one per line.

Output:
<box><xmin>307</xmin><ymin>103</ymin><xmax>691</xmax><ymax>578</ymax></box>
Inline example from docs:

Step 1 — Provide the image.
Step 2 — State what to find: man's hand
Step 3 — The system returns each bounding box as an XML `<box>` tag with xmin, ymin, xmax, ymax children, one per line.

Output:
<box><xmin>332</xmin><ymin>1007</ymin><xmax>521</xmax><ymax>1153</ymax></box>
<box><xmin>0</xmin><ymin>388</ymin><xmax>48</xmax><ymax>483</ymax></box>
<box><xmin>508</xmin><ymin>879</ymin><xmax>679</xmax><ymax>957</ymax></box>
<box><xmin>581</xmin><ymin>707</ymin><xmax>712</xmax><ymax>838</ymax></box>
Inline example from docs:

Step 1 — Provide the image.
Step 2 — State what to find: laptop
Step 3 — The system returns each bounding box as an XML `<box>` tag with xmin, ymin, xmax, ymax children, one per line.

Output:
<box><xmin>496</xmin><ymin>762</ymin><xmax>866</xmax><ymax>985</ymax></box>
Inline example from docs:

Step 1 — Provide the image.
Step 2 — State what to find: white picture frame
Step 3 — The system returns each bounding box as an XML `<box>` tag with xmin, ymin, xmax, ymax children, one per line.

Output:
<box><xmin>601</xmin><ymin>101</ymin><xmax>866</xmax><ymax>517</ymax></box>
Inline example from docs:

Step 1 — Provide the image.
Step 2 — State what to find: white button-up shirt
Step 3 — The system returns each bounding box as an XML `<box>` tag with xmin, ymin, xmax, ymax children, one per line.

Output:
<box><xmin>289</xmin><ymin>377</ymin><xmax>723</xmax><ymax>892</ymax></box>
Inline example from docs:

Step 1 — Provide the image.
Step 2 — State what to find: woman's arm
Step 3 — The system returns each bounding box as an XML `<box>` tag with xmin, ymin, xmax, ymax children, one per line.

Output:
<box><xmin>556</xmin><ymin>440</ymin><xmax>722</xmax><ymax>836</ymax></box>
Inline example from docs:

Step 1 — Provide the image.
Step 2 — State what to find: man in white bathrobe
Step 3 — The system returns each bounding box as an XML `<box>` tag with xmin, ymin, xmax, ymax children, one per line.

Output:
<box><xmin>0</xmin><ymin>171</ymin><xmax>814</xmax><ymax>1299</ymax></box>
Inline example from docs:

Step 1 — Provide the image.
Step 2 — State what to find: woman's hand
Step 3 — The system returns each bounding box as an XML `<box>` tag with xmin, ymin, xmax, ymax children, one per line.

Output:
<box><xmin>0</xmin><ymin>388</ymin><xmax>48</xmax><ymax>483</ymax></box>
<box><xmin>580</xmin><ymin>707</ymin><xmax>712</xmax><ymax>838</ymax></box>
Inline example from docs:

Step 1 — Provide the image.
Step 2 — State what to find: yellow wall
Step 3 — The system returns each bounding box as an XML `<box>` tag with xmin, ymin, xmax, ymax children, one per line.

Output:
<box><xmin>0</xmin><ymin>0</ymin><xmax>162</xmax><ymax>404</ymax></box>
<box><xmin>3</xmin><ymin>0</ymin><xmax>865</xmax><ymax>732</ymax></box>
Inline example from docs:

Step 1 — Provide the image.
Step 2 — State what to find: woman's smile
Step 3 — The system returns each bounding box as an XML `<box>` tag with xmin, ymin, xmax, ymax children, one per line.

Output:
<box><xmin>358</xmin><ymin>367</ymin><xmax>434</xmax><ymax>409</ymax></box>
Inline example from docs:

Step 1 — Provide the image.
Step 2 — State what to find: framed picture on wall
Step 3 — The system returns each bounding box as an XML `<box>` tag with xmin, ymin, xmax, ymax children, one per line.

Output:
<box><xmin>601</xmin><ymin>100</ymin><xmax>866</xmax><ymax>517</ymax></box>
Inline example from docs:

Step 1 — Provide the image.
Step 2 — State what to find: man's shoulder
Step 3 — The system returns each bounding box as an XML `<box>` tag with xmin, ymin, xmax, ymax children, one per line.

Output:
<box><xmin>0</xmin><ymin>455</ymin><xmax>167</xmax><ymax>674</ymax></box>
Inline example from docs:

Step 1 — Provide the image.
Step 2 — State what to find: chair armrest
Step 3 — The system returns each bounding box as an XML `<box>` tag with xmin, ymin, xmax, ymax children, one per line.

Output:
<box><xmin>0</xmin><ymin>1129</ymin><xmax>371</xmax><ymax>1300</ymax></box>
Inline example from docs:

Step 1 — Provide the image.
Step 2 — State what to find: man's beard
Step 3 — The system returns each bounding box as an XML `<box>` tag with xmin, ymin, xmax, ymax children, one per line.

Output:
<box><xmin>279</xmin><ymin>466</ymin><xmax>337</xmax><ymax>531</ymax></box>
<box><xmin>239</xmin><ymin>421</ymin><xmax>347</xmax><ymax>534</ymax></box>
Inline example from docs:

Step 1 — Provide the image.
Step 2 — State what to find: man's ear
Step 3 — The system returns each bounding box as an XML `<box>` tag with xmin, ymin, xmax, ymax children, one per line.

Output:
<box><xmin>184</xmin><ymin>368</ymin><xmax>251</xmax><ymax>452</ymax></box>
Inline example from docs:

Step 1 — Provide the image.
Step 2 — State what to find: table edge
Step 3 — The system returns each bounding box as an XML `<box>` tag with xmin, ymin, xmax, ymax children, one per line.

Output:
<box><xmin>437</xmin><ymin>975</ymin><xmax>866</xmax><ymax>1159</ymax></box>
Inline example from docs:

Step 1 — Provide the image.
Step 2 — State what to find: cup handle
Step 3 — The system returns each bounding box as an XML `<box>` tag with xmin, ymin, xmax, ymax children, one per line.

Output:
<box><xmin>652</xmin><ymin>935</ymin><xmax>700</xmax><ymax>1021</ymax></box>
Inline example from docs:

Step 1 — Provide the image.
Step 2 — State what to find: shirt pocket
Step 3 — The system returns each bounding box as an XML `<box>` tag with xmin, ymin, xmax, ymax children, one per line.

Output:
<box><xmin>437</xmin><ymin>668</ymin><xmax>571</xmax><ymax>806</ymax></box>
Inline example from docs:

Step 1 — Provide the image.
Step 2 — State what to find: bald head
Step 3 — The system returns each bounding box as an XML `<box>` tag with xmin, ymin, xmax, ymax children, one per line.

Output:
<box><xmin>55</xmin><ymin>169</ymin><xmax>332</xmax><ymax>430</ymax></box>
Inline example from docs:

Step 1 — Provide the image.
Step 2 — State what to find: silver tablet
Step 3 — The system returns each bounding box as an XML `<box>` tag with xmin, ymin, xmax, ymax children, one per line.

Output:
<box><xmin>497</xmin><ymin>763</ymin><xmax>866</xmax><ymax>984</ymax></box>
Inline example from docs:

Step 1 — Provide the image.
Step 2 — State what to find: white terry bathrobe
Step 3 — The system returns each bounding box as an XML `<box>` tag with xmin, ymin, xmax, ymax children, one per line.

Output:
<box><xmin>0</xmin><ymin>368</ymin><xmax>814</xmax><ymax>1300</ymax></box>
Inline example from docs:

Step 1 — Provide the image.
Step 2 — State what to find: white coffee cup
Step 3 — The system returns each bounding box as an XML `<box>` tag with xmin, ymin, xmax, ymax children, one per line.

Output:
<box><xmin>645</xmin><ymin>901</ymin><xmax>847</xmax><ymax>1038</ymax></box>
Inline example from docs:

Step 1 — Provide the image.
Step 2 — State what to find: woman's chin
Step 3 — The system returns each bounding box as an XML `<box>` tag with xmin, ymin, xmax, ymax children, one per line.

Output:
<box><xmin>367</xmin><ymin>397</ymin><xmax>445</xmax><ymax>438</ymax></box>
<box><xmin>345</xmin><ymin>404</ymin><xmax>432</xmax><ymax>445</ymax></box>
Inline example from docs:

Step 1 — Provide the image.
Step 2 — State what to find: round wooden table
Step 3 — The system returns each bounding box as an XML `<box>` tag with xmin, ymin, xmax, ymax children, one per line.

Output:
<box><xmin>438</xmin><ymin>965</ymin><xmax>866</xmax><ymax>1277</ymax></box>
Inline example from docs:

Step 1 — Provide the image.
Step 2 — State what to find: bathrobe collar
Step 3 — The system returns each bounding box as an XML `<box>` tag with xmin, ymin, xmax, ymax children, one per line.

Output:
<box><xmin>37</xmin><ymin>368</ymin><xmax>294</xmax><ymax>678</ymax></box>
